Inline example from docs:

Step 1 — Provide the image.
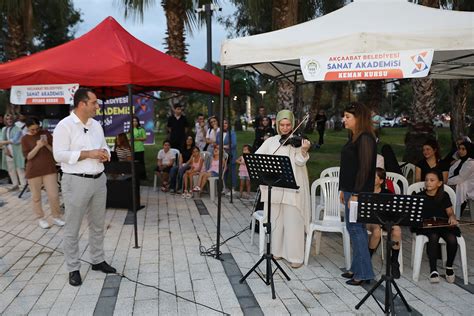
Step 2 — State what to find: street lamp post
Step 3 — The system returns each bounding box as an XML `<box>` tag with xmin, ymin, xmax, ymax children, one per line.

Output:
<box><xmin>197</xmin><ymin>3</ymin><xmax>222</xmax><ymax>117</ymax></box>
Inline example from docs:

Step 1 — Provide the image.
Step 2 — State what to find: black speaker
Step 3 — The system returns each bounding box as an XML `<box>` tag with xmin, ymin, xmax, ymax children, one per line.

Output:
<box><xmin>20</xmin><ymin>105</ymin><xmax>43</xmax><ymax>117</ymax></box>
<box><xmin>43</xmin><ymin>105</ymin><xmax>70</xmax><ymax>119</ymax></box>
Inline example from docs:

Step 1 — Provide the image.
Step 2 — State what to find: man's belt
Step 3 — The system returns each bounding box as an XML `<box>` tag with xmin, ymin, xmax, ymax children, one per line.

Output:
<box><xmin>68</xmin><ymin>172</ymin><xmax>103</xmax><ymax>179</ymax></box>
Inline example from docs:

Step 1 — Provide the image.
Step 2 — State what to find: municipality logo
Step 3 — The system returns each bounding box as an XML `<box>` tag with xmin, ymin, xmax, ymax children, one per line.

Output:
<box><xmin>411</xmin><ymin>51</ymin><xmax>429</xmax><ymax>74</ymax></box>
<box><xmin>305</xmin><ymin>59</ymin><xmax>320</xmax><ymax>78</ymax></box>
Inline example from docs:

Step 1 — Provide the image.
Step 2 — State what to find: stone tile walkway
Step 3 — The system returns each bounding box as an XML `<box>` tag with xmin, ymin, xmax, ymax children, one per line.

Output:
<box><xmin>0</xmin><ymin>186</ymin><xmax>473</xmax><ymax>315</ymax></box>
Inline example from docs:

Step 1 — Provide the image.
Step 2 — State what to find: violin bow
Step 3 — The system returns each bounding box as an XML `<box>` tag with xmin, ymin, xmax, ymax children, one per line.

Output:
<box><xmin>421</xmin><ymin>219</ymin><xmax>474</xmax><ymax>229</ymax></box>
<box><xmin>272</xmin><ymin>113</ymin><xmax>310</xmax><ymax>154</ymax></box>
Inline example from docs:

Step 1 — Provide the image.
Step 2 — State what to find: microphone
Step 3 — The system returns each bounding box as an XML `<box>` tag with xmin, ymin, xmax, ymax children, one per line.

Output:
<box><xmin>84</xmin><ymin>128</ymin><xmax>88</xmax><ymax>134</ymax></box>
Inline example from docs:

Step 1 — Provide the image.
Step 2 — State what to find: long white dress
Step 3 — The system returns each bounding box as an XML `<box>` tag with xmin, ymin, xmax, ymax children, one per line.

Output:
<box><xmin>256</xmin><ymin>135</ymin><xmax>311</xmax><ymax>264</ymax></box>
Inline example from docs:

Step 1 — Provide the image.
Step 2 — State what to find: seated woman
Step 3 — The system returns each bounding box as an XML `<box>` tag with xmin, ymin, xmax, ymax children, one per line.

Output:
<box><xmin>415</xmin><ymin>139</ymin><xmax>448</xmax><ymax>183</ymax></box>
<box><xmin>447</xmin><ymin>141</ymin><xmax>474</xmax><ymax>216</ymax></box>
<box><xmin>414</xmin><ymin>169</ymin><xmax>460</xmax><ymax>283</ymax></box>
<box><xmin>194</xmin><ymin>146</ymin><xmax>226</xmax><ymax>196</ymax></box>
<box><xmin>366</xmin><ymin>168</ymin><xmax>402</xmax><ymax>278</ymax></box>
<box><xmin>114</xmin><ymin>132</ymin><xmax>132</xmax><ymax>161</ymax></box>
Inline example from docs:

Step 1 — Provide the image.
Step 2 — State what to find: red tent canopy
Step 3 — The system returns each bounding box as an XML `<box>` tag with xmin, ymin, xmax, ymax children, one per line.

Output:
<box><xmin>0</xmin><ymin>17</ymin><xmax>229</xmax><ymax>97</ymax></box>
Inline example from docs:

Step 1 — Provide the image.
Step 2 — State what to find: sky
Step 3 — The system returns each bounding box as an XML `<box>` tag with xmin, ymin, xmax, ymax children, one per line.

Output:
<box><xmin>72</xmin><ymin>0</ymin><xmax>235</xmax><ymax>69</ymax></box>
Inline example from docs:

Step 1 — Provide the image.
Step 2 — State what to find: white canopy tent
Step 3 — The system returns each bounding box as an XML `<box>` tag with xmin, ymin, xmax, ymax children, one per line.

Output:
<box><xmin>220</xmin><ymin>0</ymin><xmax>474</xmax><ymax>81</ymax></box>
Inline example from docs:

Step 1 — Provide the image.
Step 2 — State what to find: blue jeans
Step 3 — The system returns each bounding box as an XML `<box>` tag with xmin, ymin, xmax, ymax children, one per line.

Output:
<box><xmin>169</xmin><ymin>165</ymin><xmax>190</xmax><ymax>191</ymax></box>
<box><xmin>344</xmin><ymin>191</ymin><xmax>374</xmax><ymax>280</ymax></box>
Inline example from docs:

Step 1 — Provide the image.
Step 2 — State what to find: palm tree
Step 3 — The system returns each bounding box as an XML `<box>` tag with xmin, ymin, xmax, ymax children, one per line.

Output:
<box><xmin>118</xmin><ymin>0</ymin><xmax>214</xmax><ymax>61</ymax></box>
<box><xmin>0</xmin><ymin>0</ymin><xmax>34</xmax><ymax>61</ymax></box>
<box><xmin>403</xmin><ymin>0</ymin><xmax>438</xmax><ymax>163</ymax></box>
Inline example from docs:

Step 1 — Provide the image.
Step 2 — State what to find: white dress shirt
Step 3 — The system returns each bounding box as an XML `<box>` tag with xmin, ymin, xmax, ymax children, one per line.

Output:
<box><xmin>53</xmin><ymin>111</ymin><xmax>109</xmax><ymax>174</ymax></box>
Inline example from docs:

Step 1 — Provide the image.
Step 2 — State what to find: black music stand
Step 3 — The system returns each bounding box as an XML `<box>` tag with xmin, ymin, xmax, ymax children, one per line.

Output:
<box><xmin>354</xmin><ymin>192</ymin><xmax>425</xmax><ymax>315</ymax></box>
<box><xmin>239</xmin><ymin>153</ymin><xmax>299</xmax><ymax>299</ymax></box>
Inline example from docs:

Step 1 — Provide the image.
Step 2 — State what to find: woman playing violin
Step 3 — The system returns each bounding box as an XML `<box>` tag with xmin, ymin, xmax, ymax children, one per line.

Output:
<box><xmin>255</xmin><ymin>110</ymin><xmax>311</xmax><ymax>268</ymax></box>
<box><xmin>414</xmin><ymin>169</ymin><xmax>460</xmax><ymax>284</ymax></box>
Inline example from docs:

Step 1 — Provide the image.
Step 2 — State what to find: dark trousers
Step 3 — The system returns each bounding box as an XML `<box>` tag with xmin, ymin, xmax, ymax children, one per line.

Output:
<box><xmin>317</xmin><ymin>128</ymin><xmax>325</xmax><ymax>145</ymax></box>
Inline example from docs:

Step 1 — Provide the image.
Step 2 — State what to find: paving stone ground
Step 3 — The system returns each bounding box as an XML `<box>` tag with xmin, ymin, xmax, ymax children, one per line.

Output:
<box><xmin>0</xmin><ymin>185</ymin><xmax>473</xmax><ymax>315</ymax></box>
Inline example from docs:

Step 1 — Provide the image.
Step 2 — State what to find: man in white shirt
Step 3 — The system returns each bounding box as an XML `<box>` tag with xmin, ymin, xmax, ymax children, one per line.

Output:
<box><xmin>156</xmin><ymin>140</ymin><xmax>175</xmax><ymax>191</ymax></box>
<box><xmin>53</xmin><ymin>88</ymin><xmax>116</xmax><ymax>286</ymax></box>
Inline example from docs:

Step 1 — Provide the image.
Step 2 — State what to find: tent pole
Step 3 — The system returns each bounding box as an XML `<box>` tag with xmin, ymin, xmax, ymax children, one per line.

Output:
<box><xmin>215</xmin><ymin>66</ymin><xmax>226</xmax><ymax>260</ymax></box>
<box><xmin>128</xmin><ymin>84</ymin><xmax>140</xmax><ymax>249</ymax></box>
<box><xmin>227</xmin><ymin>88</ymin><xmax>233</xmax><ymax>204</ymax></box>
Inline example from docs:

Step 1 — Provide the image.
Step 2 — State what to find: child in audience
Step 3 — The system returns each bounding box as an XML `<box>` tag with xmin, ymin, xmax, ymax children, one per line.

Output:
<box><xmin>236</xmin><ymin>144</ymin><xmax>251</xmax><ymax>199</ymax></box>
<box><xmin>182</xmin><ymin>147</ymin><xmax>203</xmax><ymax>198</ymax></box>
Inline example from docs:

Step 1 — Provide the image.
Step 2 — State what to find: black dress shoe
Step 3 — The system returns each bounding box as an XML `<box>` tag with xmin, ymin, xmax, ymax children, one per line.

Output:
<box><xmin>91</xmin><ymin>261</ymin><xmax>116</xmax><ymax>273</ymax></box>
<box><xmin>346</xmin><ymin>279</ymin><xmax>371</xmax><ymax>286</ymax></box>
<box><xmin>341</xmin><ymin>271</ymin><xmax>354</xmax><ymax>279</ymax></box>
<box><xmin>69</xmin><ymin>271</ymin><xmax>82</xmax><ymax>286</ymax></box>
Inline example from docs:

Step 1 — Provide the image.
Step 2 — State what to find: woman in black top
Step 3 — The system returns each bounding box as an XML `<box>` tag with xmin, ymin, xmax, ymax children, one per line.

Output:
<box><xmin>414</xmin><ymin>169</ymin><xmax>459</xmax><ymax>284</ymax></box>
<box><xmin>339</xmin><ymin>102</ymin><xmax>376</xmax><ymax>285</ymax></box>
<box><xmin>415</xmin><ymin>139</ymin><xmax>448</xmax><ymax>183</ymax></box>
<box><xmin>252</xmin><ymin>116</ymin><xmax>276</xmax><ymax>151</ymax></box>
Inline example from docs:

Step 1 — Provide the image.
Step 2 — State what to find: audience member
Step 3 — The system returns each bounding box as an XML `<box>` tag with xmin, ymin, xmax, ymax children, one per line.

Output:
<box><xmin>415</xmin><ymin>139</ymin><xmax>448</xmax><ymax>183</ymax></box>
<box><xmin>21</xmin><ymin>117</ymin><xmax>63</xmax><ymax>229</ymax></box>
<box><xmin>217</xmin><ymin>119</ymin><xmax>238</xmax><ymax>190</ymax></box>
<box><xmin>205</xmin><ymin>116</ymin><xmax>219</xmax><ymax>153</ymax></box>
<box><xmin>182</xmin><ymin>146</ymin><xmax>203</xmax><ymax>198</ymax></box>
<box><xmin>252</xmin><ymin>116</ymin><xmax>275</xmax><ymax>151</ymax></box>
<box><xmin>114</xmin><ymin>132</ymin><xmax>132</xmax><ymax>161</ymax></box>
<box><xmin>236</xmin><ymin>144</ymin><xmax>251</xmax><ymax>199</ymax></box>
<box><xmin>131</xmin><ymin>116</ymin><xmax>147</xmax><ymax>179</ymax></box>
<box><xmin>156</xmin><ymin>140</ymin><xmax>175</xmax><ymax>192</ymax></box>
<box><xmin>253</xmin><ymin>106</ymin><xmax>266</xmax><ymax>130</ymax></box>
<box><xmin>0</xmin><ymin>114</ymin><xmax>26</xmax><ymax>189</ymax></box>
<box><xmin>194</xmin><ymin>146</ymin><xmax>225</xmax><ymax>195</ymax></box>
<box><xmin>194</xmin><ymin>113</ymin><xmax>208</xmax><ymax>151</ymax></box>
<box><xmin>167</xmin><ymin>104</ymin><xmax>188</xmax><ymax>150</ymax></box>
<box><xmin>169</xmin><ymin>135</ymin><xmax>194</xmax><ymax>193</ymax></box>
<box><xmin>315</xmin><ymin>109</ymin><xmax>327</xmax><ymax>146</ymax></box>
<box><xmin>447</xmin><ymin>141</ymin><xmax>474</xmax><ymax>216</ymax></box>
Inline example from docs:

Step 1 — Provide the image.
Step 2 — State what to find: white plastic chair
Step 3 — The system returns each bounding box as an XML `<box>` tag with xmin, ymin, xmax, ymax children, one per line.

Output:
<box><xmin>386</xmin><ymin>172</ymin><xmax>409</xmax><ymax>195</ymax></box>
<box><xmin>153</xmin><ymin>148</ymin><xmax>180</xmax><ymax>191</ymax></box>
<box><xmin>399</xmin><ymin>162</ymin><xmax>416</xmax><ymax>183</ymax></box>
<box><xmin>320</xmin><ymin>166</ymin><xmax>340</xmax><ymax>178</ymax></box>
<box><xmin>304</xmin><ymin>177</ymin><xmax>351</xmax><ymax>269</ymax></box>
<box><xmin>250</xmin><ymin>210</ymin><xmax>265</xmax><ymax>256</ymax></box>
<box><xmin>408</xmin><ymin>182</ymin><xmax>468</xmax><ymax>284</ymax></box>
<box><xmin>316</xmin><ymin>167</ymin><xmax>340</xmax><ymax>213</ymax></box>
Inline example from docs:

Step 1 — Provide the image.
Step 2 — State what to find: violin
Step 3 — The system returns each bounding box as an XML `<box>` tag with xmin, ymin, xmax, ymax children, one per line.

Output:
<box><xmin>279</xmin><ymin>132</ymin><xmax>309</xmax><ymax>148</ymax></box>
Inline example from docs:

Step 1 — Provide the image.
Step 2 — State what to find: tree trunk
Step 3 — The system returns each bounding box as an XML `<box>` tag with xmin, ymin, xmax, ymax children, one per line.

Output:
<box><xmin>365</xmin><ymin>80</ymin><xmax>383</xmax><ymax>112</ymax></box>
<box><xmin>450</xmin><ymin>79</ymin><xmax>469</xmax><ymax>141</ymax></box>
<box><xmin>403</xmin><ymin>78</ymin><xmax>436</xmax><ymax>163</ymax></box>
<box><xmin>162</xmin><ymin>0</ymin><xmax>186</xmax><ymax>61</ymax></box>
<box><xmin>403</xmin><ymin>0</ymin><xmax>439</xmax><ymax>163</ymax></box>
<box><xmin>305</xmin><ymin>83</ymin><xmax>323</xmax><ymax>132</ymax></box>
<box><xmin>273</xmin><ymin>0</ymin><xmax>298</xmax><ymax>111</ymax></box>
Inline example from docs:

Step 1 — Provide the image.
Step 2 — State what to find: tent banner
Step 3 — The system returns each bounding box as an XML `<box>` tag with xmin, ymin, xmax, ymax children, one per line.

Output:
<box><xmin>300</xmin><ymin>50</ymin><xmax>434</xmax><ymax>81</ymax></box>
<box><xmin>10</xmin><ymin>84</ymin><xmax>79</xmax><ymax>105</ymax></box>
<box><xmin>94</xmin><ymin>95</ymin><xmax>155</xmax><ymax>146</ymax></box>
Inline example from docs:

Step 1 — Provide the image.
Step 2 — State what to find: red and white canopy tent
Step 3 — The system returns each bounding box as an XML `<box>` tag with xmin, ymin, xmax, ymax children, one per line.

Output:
<box><xmin>0</xmin><ymin>16</ymin><xmax>230</xmax><ymax>247</ymax></box>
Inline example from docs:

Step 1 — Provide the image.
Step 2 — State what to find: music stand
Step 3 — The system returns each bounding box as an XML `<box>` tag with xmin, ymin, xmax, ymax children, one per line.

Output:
<box><xmin>354</xmin><ymin>192</ymin><xmax>425</xmax><ymax>315</ymax></box>
<box><xmin>239</xmin><ymin>153</ymin><xmax>299</xmax><ymax>299</ymax></box>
